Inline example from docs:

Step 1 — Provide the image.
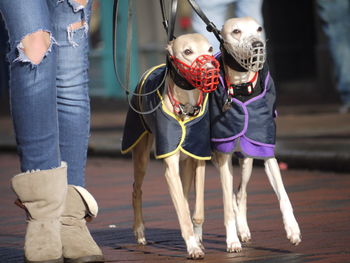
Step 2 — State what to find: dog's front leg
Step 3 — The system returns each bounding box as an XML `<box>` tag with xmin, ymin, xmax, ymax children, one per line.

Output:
<box><xmin>193</xmin><ymin>160</ymin><xmax>205</xmax><ymax>249</ymax></box>
<box><xmin>213</xmin><ymin>151</ymin><xmax>242</xmax><ymax>252</ymax></box>
<box><xmin>180</xmin><ymin>158</ymin><xmax>205</xmax><ymax>249</ymax></box>
<box><xmin>164</xmin><ymin>153</ymin><xmax>204</xmax><ymax>259</ymax></box>
<box><xmin>264</xmin><ymin>158</ymin><xmax>301</xmax><ymax>245</ymax></box>
<box><xmin>132</xmin><ymin>133</ymin><xmax>153</xmax><ymax>245</ymax></box>
<box><xmin>236</xmin><ymin>157</ymin><xmax>253</xmax><ymax>242</ymax></box>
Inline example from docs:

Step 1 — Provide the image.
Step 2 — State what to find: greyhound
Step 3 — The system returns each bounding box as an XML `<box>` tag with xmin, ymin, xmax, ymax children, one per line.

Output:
<box><xmin>209</xmin><ymin>17</ymin><xmax>301</xmax><ymax>252</ymax></box>
<box><xmin>121</xmin><ymin>33</ymin><xmax>220</xmax><ymax>259</ymax></box>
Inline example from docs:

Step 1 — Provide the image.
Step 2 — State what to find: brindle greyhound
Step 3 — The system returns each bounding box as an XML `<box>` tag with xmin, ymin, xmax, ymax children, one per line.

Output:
<box><xmin>121</xmin><ymin>33</ymin><xmax>220</xmax><ymax>259</ymax></box>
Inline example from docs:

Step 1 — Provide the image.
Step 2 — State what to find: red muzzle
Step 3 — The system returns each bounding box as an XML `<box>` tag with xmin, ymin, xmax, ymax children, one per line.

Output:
<box><xmin>171</xmin><ymin>55</ymin><xmax>220</xmax><ymax>93</ymax></box>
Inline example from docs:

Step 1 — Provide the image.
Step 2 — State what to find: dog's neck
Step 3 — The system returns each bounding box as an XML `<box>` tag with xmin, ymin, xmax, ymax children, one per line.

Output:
<box><xmin>167</xmin><ymin>77</ymin><xmax>199</xmax><ymax>104</ymax></box>
<box><xmin>224</xmin><ymin>64</ymin><xmax>256</xmax><ymax>85</ymax></box>
<box><xmin>221</xmin><ymin>49</ymin><xmax>261</xmax><ymax>103</ymax></box>
<box><xmin>164</xmin><ymin>76</ymin><xmax>202</xmax><ymax>120</ymax></box>
<box><xmin>221</xmin><ymin>48</ymin><xmax>257</xmax><ymax>85</ymax></box>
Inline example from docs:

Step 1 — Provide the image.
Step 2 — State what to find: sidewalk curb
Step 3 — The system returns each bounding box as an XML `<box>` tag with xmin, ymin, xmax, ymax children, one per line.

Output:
<box><xmin>2</xmin><ymin>143</ymin><xmax>350</xmax><ymax>173</ymax></box>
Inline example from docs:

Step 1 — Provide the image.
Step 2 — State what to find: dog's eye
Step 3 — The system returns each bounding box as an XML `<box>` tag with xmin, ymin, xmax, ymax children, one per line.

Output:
<box><xmin>257</xmin><ymin>26</ymin><xmax>263</xmax><ymax>32</ymax></box>
<box><xmin>208</xmin><ymin>46</ymin><xmax>213</xmax><ymax>52</ymax></box>
<box><xmin>233</xmin><ymin>29</ymin><xmax>241</xmax><ymax>34</ymax></box>
<box><xmin>184</xmin><ymin>49</ymin><xmax>193</xmax><ymax>55</ymax></box>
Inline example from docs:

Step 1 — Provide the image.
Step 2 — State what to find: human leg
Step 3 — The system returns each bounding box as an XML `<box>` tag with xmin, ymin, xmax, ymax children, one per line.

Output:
<box><xmin>0</xmin><ymin>2</ymin><xmax>68</xmax><ymax>261</ymax></box>
<box><xmin>47</xmin><ymin>0</ymin><xmax>93</xmax><ymax>186</ymax></box>
<box><xmin>234</xmin><ymin>0</ymin><xmax>264</xmax><ymax>25</ymax></box>
<box><xmin>47</xmin><ymin>4</ymin><xmax>103</xmax><ymax>260</ymax></box>
<box><xmin>191</xmin><ymin>0</ymin><xmax>233</xmax><ymax>52</ymax></box>
<box><xmin>317</xmin><ymin>0</ymin><xmax>350</xmax><ymax>110</ymax></box>
<box><xmin>0</xmin><ymin>0</ymin><xmax>61</xmax><ymax>172</ymax></box>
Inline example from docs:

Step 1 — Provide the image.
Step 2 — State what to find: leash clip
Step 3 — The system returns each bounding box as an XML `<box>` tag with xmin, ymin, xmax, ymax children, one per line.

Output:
<box><xmin>179</xmin><ymin>103</ymin><xmax>201</xmax><ymax>116</ymax></box>
<box><xmin>222</xmin><ymin>96</ymin><xmax>233</xmax><ymax>112</ymax></box>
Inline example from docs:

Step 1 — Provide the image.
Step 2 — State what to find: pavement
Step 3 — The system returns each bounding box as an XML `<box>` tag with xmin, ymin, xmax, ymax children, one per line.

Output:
<box><xmin>1</xmin><ymin>154</ymin><xmax>350</xmax><ymax>262</ymax></box>
<box><xmin>1</xmin><ymin>99</ymin><xmax>350</xmax><ymax>262</ymax></box>
<box><xmin>1</xmin><ymin>98</ymin><xmax>350</xmax><ymax>173</ymax></box>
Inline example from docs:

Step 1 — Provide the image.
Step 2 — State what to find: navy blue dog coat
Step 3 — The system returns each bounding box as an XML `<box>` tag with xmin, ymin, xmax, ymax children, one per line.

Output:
<box><xmin>122</xmin><ymin>64</ymin><xmax>212</xmax><ymax>160</ymax></box>
<box><xmin>210</xmin><ymin>54</ymin><xmax>277</xmax><ymax>159</ymax></box>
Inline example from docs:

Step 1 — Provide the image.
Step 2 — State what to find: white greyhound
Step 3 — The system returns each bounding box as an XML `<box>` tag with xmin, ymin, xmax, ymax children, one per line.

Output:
<box><xmin>209</xmin><ymin>17</ymin><xmax>301</xmax><ymax>252</ymax></box>
<box><xmin>121</xmin><ymin>33</ymin><xmax>220</xmax><ymax>259</ymax></box>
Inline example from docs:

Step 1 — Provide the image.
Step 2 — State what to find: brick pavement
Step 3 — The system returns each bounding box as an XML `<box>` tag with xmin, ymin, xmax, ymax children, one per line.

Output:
<box><xmin>1</xmin><ymin>153</ymin><xmax>350</xmax><ymax>262</ymax></box>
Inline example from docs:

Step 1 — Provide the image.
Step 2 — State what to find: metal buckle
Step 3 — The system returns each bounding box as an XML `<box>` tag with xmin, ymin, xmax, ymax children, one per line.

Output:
<box><xmin>179</xmin><ymin>103</ymin><xmax>200</xmax><ymax>116</ymax></box>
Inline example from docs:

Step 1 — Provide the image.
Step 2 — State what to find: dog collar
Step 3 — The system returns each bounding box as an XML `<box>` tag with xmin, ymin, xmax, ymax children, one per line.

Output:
<box><xmin>225</xmin><ymin>71</ymin><xmax>258</xmax><ymax>96</ymax></box>
<box><xmin>222</xmin><ymin>72</ymin><xmax>258</xmax><ymax>112</ymax></box>
<box><xmin>167</xmin><ymin>84</ymin><xmax>203</xmax><ymax>117</ymax></box>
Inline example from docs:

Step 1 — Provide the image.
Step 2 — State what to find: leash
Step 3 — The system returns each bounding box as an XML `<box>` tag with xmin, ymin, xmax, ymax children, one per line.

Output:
<box><xmin>186</xmin><ymin>0</ymin><xmax>223</xmax><ymax>45</ymax></box>
<box><xmin>112</xmin><ymin>0</ymin><xmax>175</xmax><ymax>115</ymax></box>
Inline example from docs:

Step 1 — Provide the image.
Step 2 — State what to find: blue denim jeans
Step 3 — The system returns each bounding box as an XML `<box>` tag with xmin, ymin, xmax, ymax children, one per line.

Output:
<box><xmin>192</xmin><ymin>0</ymin><xmax>264</xmax><ymax>52</ymax></box>
<box><xmin>0</xmin><ymin>0</ymin><xmax>92</xmax><ymax>186</ymax></box>
<box><xmin>317</xmin><ymin>0</ymin><xmax>350</xmax><ymax>105</ymax></box>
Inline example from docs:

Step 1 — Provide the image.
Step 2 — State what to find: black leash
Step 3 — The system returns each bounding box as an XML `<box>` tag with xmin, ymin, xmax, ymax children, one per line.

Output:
<box><xmin>161</xmin><ymin>0</ymin><xmax>197</xmax><ymax>91</ymax></box>
<box><xmin>160</xmin><ymin>0</ymin><xmax>169</xmax><ymax>34</ymax></box>
<box><xmin>186</xmin><ymin>0</ymin><xmax>223</xmax><ymax>45</ymax></box>
<box><xmin>113</xmin><ymin>0</ymin><xmax>166</xmax><ymax>114</ymax></box>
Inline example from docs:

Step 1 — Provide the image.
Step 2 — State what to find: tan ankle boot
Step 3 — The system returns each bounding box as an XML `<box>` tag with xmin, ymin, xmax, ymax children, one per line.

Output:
<box><xmin>11</xmin><ymin>163</ymin><xmax>68</xmax><ymax>263</ymax></box>
<box><xmin>60</xmin><ymin>185</ymin><xmax>104</xmax><ymax>263</ymax></box>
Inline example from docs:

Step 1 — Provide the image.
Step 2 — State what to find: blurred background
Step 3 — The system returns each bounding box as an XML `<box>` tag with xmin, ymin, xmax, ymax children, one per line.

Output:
<box><xmin>2</xmin><ymin>0</ymin><xmax>350</xmax><ymax>172</ymax></box>
<box><xmin>0</xmin><ymin>0</ymin><xmax>341</xmax><ymax>109</ymax></box>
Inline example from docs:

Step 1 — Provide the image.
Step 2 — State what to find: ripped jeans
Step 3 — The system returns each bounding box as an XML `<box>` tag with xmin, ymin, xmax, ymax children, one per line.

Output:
<box><xmin>0</xmin><ymin>0</ymin><xmax>92</xmax><ymax>186</ymax></box>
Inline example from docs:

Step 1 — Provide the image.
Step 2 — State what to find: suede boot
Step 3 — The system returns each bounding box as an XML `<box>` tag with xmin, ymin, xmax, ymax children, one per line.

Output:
<box><xmin>11</xmin><ymin>163</ymin><xmax>68</xmax><ymax>263</ymax></box>
<box><xmin>60</xmin><ymin>185</ymin><xmax>104</xmax><ymax>263</ymax></box>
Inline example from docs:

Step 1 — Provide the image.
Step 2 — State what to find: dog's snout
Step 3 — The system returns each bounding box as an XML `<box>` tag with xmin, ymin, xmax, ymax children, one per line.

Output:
<box><xmin>252</xmin><ymin>41</ymin><xmax>264</xmax><ymax>48</ymax></box>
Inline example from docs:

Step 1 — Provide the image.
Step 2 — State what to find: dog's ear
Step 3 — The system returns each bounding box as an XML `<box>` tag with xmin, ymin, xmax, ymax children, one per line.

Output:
<box><xmin>166</xmin><ymin>41</ymin><xmax>174</xmax><ymax>57</ymax></box>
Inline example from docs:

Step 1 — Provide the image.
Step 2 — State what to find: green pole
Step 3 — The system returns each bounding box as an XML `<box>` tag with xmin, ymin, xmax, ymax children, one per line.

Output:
<box><xmin>100</xmin><ymin>0</ymin><xmax>139</xmax><ymax>97</ymax></box>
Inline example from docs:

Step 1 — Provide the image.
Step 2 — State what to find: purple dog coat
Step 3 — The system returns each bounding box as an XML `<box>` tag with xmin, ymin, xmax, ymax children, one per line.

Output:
<box><xmin>209</xmin><ymin>55</ymin><xmax>277</xmax><ymax>159</ymax></box>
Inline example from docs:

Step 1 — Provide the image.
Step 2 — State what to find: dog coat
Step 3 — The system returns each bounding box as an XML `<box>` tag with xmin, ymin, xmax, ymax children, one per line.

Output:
<box><xmin>210</xmin><ymin>55</ymin><xmax>277</xmax><ymax>159</ymax></box>
<box><xmin>121</xmin><ymin>64</ymin><xmax>211</xmax><ymax>160</ymax></box>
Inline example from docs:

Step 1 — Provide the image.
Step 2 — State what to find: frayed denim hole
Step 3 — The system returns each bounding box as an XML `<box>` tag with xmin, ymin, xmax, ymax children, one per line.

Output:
<box><xmin>67</xmin><ymin>0</ymin><xmax>88</xmax><ymax>13</ymax></box>
<box><xmin>67</xmin><ymin>21</ymin><xmax>89</xmax><ymax>47</ymax></box>
<box><xmin>13</xmin><ymin>31</ymin><xmax>57</xmax><ymax>68</ymax></box>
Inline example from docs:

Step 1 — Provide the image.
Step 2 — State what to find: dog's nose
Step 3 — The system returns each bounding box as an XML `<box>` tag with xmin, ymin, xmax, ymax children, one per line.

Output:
<box><xmin>252</xmin><ymin>41</ymin><xmax>264</xmax><ymax>48</ymax></box>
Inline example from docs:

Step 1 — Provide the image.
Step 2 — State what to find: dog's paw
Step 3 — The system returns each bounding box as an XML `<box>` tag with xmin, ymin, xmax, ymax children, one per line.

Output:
<box><xmin>288</xmin><ymin>233</ymin><xmax>301</xmax><ymax>246</ymax></box>
<box><xmin>286</xmin><ymin>226</ymin><xmax>301</xmax><ymax>246</ymax></box>
<box><xmin>186</xmin><ymin>236</ymin><xmax>205</xmax><ymax>259</ymax></box>
<box><xmin>227</xmin><ymin>241</ymin><xmax>242</xmax><ymax>253</ymax></box>
<box><xmin>238</xmin><ymin>230</ymin><xmax>251</xmax><ymax>243</ymax></box>
<box><xmin>187</xmin><ymin>247</ymin><xmax>205</xmax><ymax>260</ymax></box>
<box><xmin>136</xmin><ymin>237</ymin><xmax>147</xmax><ymax>245</ymax></box>
<box><xmin>134</xmin><ymin>225</ymin><xmax>147</xmax><ymax>245</ymax></box>
<box><xmin>285</xmin><ymin>221</ymin><xmax>301</xmax><ymax>246</ymax></box>
<box><xmin>236</xmin><ymin>218</ymin><xmax>251</xmax><ymax>242</ymax></box>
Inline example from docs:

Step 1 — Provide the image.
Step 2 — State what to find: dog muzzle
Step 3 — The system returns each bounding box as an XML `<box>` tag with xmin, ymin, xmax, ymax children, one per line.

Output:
<box><xmin>224</xmin><ymin>36</ymin><xmax>266</xmax><ymax>72</ymax></box>
<box><xmin>171</xmin><ymin>55</ymin><xmax>220</xmax><ymax>93</ymax></box>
